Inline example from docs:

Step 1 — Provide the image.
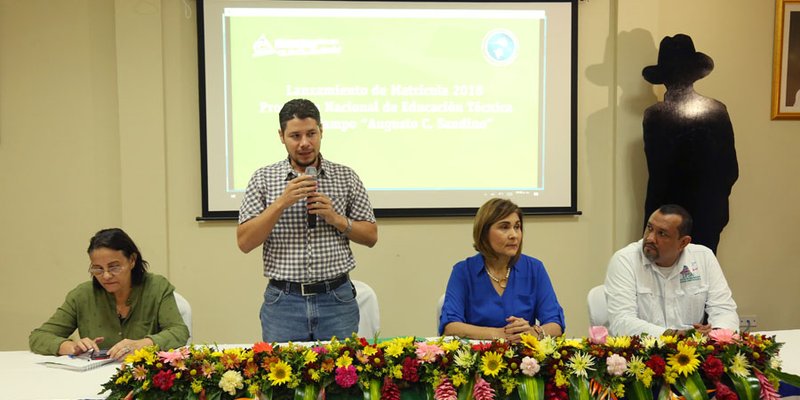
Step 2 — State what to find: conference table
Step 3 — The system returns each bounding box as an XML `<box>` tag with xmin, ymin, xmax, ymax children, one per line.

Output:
<box><xmin>1</xmin><ymin>330</ymin><xmax>799</xmax><ymax>400</ymax></box>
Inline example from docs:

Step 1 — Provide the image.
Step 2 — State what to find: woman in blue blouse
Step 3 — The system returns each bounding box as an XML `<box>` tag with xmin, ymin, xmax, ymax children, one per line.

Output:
<box><xmin>439</xmin><ymin>198</ymin><xmax>565</xmax><ymax>341</ymax></box>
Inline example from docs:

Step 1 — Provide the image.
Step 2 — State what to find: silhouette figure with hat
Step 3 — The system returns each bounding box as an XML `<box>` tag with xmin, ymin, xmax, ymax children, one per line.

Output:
<box><xmin>641</xmin><ymin>34</ymin><xmax>738</xmax><ymax>254</ymax></box>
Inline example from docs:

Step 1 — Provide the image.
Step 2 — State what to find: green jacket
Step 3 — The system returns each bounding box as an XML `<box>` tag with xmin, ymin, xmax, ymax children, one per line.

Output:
<box><xmin>29</xmin><ymin>272</ymin><xmax>190</xmax><ymax>355</ymax></box>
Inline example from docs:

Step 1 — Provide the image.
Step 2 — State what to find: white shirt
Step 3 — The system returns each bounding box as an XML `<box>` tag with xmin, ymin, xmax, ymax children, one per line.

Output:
<box><xmin>604</xmin><ymin>239</ymin><xmax>738</xmax><ymax>337</ymax></box>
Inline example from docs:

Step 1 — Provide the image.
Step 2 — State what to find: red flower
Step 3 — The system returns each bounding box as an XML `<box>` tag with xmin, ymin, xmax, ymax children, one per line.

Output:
<box><xmin>701</xmin><ymin>355</ymin><xmax>724</xmax><ymax>381</ymax></box>
<box><xmin>402</xmin><ymin>357</ymin><xmax>420</xmax><ymax>382</ymax></box>
<box><xmin>381</xmin><ymin>377</ymin><xmax>401</xmax><ymax>400</ymax></box>
<box><xmin>152</xmin><ymin>370</ymin><xmax>175</xmax><ymax>391</ymax></box>
<box><xmin>253</xmin><ymin>342</ymin><xmax>273</xmax><ymax>354</ymax></box>
<box><xmin>472</xmin><ymin>342</ymin><xmax>492</xmax><ymax>352</ymax></box>
<box><xmin>472</xmin><ymin>377</ymin><xmax>495</xmax><ymax>400</ymax></box>
<box><xmin>755</xmin><ymin>368</ymin><xmax>781</xmax><ymax>400</ymax></box>
<box><xmin>434</xmin><ymin>376</ymin><xmax>457</xmax><ymax>400</ymax></box>
<box><xmin>713</xmin><ymin>381</ymin><xmax>738</xmax><ymax>400</ymax></box>
<box><xmin>368</xmin><ymin>350</ymin><xmax>386</xmax><ymax>369</ymax></box>
<box><xmin>335</xmin><ymin>365</ymin><xmax>358</xmax><ymax>388</ymax></box>
<box><xmin>645</xmin><ymin>355</ymin><xmax>666</xmax><ymax>376</ymax></box>
<box><xmin>544</xmin><ymin>381</ymin><xmax>569</xmax><ymax>400</ymax></box>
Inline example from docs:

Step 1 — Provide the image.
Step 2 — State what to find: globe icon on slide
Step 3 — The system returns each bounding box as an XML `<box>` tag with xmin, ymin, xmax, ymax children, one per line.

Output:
<box><xmin>484</xmin><ymin>30</ymin><xmax>518</xmax><ymax>65</ymax></box>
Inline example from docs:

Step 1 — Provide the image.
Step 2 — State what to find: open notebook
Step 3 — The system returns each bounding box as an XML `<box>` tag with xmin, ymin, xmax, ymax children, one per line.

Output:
<box><xmin>37</xmin><ymin>354</ymin><xmax>117</xmax><ymax>372</ymax></box>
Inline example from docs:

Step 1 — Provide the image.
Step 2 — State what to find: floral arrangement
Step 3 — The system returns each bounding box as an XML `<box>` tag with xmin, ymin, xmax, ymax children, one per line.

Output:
<box><xmin>101</xmin><ymin>329</ymin><xmax>800</xmax><ymax>400</ymax></box>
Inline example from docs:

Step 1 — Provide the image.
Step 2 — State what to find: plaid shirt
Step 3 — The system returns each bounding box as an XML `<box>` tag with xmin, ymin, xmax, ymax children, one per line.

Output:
<box><xmin>239</xmin><ymin>156</ymin><xmax>376</xmax><ymax>282</ymax></box>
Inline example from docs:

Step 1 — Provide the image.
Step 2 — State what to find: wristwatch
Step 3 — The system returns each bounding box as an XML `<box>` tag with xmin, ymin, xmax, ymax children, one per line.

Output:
<box><xmin>341</xmin><ymin>217</ymin><xmax>353</xmax><ymax>236</ymax></box>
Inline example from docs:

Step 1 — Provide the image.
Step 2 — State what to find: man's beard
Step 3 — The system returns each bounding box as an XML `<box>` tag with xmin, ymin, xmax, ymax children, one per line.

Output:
<box><xmin>292</xmin><ymin>155</ymin><xmax>318</xmax><ymax>168</ymax></box>
<box><xmin>643</xmin><ymin>243</ymin><xmax>658</xmax><ymax>262</ymax></box>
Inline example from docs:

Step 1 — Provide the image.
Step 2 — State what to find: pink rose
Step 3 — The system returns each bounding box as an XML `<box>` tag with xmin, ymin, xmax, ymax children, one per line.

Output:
<box><xmin>589</xmin><ymin>326</ymin><xmax>608</xmax><ymax>344</ymax></box>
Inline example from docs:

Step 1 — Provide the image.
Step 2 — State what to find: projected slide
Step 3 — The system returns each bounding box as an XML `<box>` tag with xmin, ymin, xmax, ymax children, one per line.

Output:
<box><xmin>200</xmin><ymin>1</ymin><xmax>576</xmax><ymax>216</ymax></box>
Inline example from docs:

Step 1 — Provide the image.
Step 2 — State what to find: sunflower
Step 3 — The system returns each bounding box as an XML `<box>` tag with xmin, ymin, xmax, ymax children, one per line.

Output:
<box><xmin>667</xmin><ymin>342</ymin><xmax>700</xmax><ymax>376</ymax></box>
<box><xmin>480</xmin><ymin>351</ymin><xmax>507</xmax><ymax>377</ymax></box>
<box><xmin>520</xmin><ymin>333</ymin><xmax>540</xmax><ymax>350</ymax></box>
<box><xmin>268</xmin><ymin>360</ymin><xmax>293</xmax><ymax>385</ymax></box>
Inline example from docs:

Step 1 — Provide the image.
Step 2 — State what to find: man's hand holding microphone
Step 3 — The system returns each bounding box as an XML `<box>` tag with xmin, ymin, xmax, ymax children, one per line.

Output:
<box><xmin>278</xmin><ymin>166</ymin><xmax>342</xmax><ymax>229</ymax></box>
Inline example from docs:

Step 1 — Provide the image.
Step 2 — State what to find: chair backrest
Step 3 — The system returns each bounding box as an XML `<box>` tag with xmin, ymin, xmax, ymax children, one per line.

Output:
<box><xmin>436</xmin><ymin>294</ymin><xmax>445</xmax><ymax>333</ymax></box>
<box><xmin>587</xmin><ymin>285</ymin><xmax>608</xmax><ymax>327</ymax></box>
<box><xmin>352</xmin><ymin>280</ymin><xmax>380</xmax><ymax>338</ymax></box>
<box><xmin>173</xmin><ymin>291</ymin><xmax>192</xmax><ymax>344</ymax></box>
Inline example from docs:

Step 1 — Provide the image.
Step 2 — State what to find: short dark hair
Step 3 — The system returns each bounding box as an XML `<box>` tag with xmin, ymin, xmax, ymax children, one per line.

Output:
<box><xmin>278</xmin><ymin>99</ymin><xmax>321</xmax><ymax>132</ymax></box>
<box><xmin>88</xmin><ymin>228</ymin><xmax>148</xmax><ymax>289</ymax></box>
<box><xmin>473</xmin><ymin>198</ymin><xmax>523</xmax><ymax>267</ymax></box>
<box><xmin>658</xmin><ymin>204</ymin><xmax>693</xmax><ymax>237</ymax></box>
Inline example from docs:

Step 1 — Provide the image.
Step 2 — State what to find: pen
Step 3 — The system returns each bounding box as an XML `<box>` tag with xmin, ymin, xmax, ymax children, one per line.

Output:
<box><xmin>68</xmin><ymin>348</ymin><xmax>95</xmax><ymax>361</ymax></box>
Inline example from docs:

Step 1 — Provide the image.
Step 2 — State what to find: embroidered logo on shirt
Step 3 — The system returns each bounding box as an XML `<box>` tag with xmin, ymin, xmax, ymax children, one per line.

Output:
<box><xmin>679</xmin><ymin>265</ymin><xmax>701</xmax><ymax>283</ymax></box>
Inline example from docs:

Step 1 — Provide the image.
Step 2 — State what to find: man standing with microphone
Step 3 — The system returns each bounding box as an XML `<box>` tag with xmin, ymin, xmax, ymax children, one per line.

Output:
<box><xmin>237</xmin><ymin>98</ymin><xmax>378</xmax><ymax>342</ymax></box>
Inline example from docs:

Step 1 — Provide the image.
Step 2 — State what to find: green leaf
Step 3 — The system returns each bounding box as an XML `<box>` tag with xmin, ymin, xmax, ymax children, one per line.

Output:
<box><xmin>207</xmin><ymin>389</ymin><xmax>222</xmax><ymax>400</ymax></box>
<box><xmin>363</xmin><ymin>379</ymin><xmax>381</xmax><ymax>400</ymax></box>
<box><xmin>400</xmin><ymin>383</ymin><xmax>429</xmax><ymax>400</ymax></box>
<box><xmin>771</xmin><ymin>368</ymin><xmax>800</xmax><ymax>388</ymax></box>
<box><xmin>457</xmin><ymin>375</ymin><xmax>475</xmax><ymax>400</ymax></box>
<box><xmin>672</xmin><ymin>372</ymin><xmax>708</xmax><ymax>400</ymax></box>
<box><xmin>295</xmin><ymin>384</ymin><xmax>320</xmax><ymax>400</ymax></box>
<box><xmin>567</xmin><ymin>376</ymin><xmax>591</xmax><ymax>400</ymax></box>
<box><xmin>727</xmin><ymin>373</ymin><xmax>761</xmax><ymax>400</ymax></box>
<box><xmin>625</xmin><ymin>380</ymin><xmax>654</xmax><ymax>400</ymax></box>
<box><xmin>655</xmin><ymin>381</ymin><xmax>672</xmax><ymax>400</ymax></box>
<box><xmin>516</xmin><ymin>376</ymin><xmax>544</xmax><ymax>400</ymax></box>
<box><xmin>261</xmin><ymin>387</ymin><xmax>273</xmax><ymax>400</ymax></box>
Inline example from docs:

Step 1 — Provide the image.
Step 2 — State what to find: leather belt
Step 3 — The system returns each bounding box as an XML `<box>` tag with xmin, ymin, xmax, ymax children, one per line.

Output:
<box><xmin>269</xmin><ymin>274</ymin><xmax>349</xmax><ymax>296</ymax></box>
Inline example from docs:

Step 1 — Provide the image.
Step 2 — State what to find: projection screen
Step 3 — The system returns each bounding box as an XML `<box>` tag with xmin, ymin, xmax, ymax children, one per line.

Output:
<box><xmin>197</xmin><ymin>0</ymin><xmax>577</xmax><ymax>218</ymax></box>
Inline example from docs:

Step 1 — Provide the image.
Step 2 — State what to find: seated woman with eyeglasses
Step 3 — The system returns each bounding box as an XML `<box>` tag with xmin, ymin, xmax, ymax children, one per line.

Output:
<box><xmin>439</xmin><ymin>198</ymin><xmax>565</xmax><ymax>342</ymax></box>
<box><xmin>29</xmin><ymin>228</ymin><xmax>189</xmax><ymax>359</ymax></box>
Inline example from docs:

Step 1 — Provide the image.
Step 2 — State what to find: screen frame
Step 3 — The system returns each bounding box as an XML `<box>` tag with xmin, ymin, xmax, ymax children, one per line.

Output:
<box><xmin>196</xmin><ymin>0</ymin><xmax>579</xmax><ymax>220</ymax></box>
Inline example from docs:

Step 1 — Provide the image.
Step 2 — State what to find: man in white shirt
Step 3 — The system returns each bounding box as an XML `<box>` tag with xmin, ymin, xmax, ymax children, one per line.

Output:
<box><xmin>604</xmin><ymin>204</ymin><xmax>739</xmax><ymax>337</ymax></box>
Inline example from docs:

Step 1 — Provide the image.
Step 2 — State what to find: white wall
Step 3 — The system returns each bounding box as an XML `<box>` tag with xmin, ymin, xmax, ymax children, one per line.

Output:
<box><xmin>0</xmin><ymin>0</ymin><xmax>797</xmax><ymax>350</ymax></box>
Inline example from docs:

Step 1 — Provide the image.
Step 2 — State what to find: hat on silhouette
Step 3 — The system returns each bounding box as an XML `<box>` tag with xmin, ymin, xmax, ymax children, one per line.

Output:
<box><xmin>642</xmin><ymin>34</ymin><xmax>714</xmax><ymax>85</ymax></box>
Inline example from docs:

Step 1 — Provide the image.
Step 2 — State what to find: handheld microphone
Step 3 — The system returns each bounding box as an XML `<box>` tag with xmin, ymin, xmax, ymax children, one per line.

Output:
<box><xmin>305</xmin><ymin>166</ymin><xmax>318</xmax><ymax>228</ymax></box>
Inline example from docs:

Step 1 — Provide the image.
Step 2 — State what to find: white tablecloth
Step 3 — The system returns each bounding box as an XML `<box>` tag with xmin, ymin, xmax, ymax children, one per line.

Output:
<box><xmin>758</xmin><ymin>330</ymin><xmax>800</xmax><ymax>376</ymax></box>
<box><xmin>0</xmin><ymin>351</ymin><xmax>119</xmax><ymax>399</ymax></box>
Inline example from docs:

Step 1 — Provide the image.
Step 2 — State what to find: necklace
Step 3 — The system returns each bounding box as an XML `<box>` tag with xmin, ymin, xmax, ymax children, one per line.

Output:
<box><xmin>116</xmin><ymin>302</ymin><xmax>129</xmax><ymax>319</ymax></box>
<box><xmin>485</xmin><ymin>266</ymin><xmax>511</xmax><ymax>288</ymax></box>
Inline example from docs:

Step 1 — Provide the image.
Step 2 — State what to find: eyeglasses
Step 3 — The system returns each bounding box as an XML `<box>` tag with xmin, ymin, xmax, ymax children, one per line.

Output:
<box><xmin>88</xmin><ymin>265</ymin><xmax>126</xmax><ymax>277</ymax></box>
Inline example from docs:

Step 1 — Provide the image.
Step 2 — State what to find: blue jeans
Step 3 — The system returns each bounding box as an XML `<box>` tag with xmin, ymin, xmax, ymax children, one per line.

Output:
<box><xmin>260</xmin><ymin>280</ymin><xmax>360</xmax><ymax>342</ymax></box>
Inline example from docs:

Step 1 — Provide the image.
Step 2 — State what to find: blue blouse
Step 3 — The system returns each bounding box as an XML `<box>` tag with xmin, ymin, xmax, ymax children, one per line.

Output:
<box><xmin>439</xmin><ymin>253</ymin><xmax>566</xmax><ymax>335</ymax></box>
